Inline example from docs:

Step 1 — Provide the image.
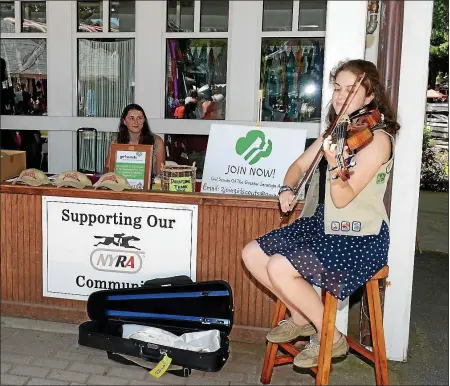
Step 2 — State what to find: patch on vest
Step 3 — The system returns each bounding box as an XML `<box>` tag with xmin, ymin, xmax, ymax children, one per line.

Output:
<box><xmin>331</xmin><ymin>221</ymin><xmax>340</xmax><ymax>231</ymax></box>
<box><xmin>352</xmin><ymin>221</ymin><xmax>361</xmax><ymax>232</ymax></box>
<box><xmin>341</xmin><ymin>221</ymin><xmax>350</xmax><ymax>232</ymax></box>
<box><xmin>376</xmin><ymin>172</ymin><xmax>386</xmax><ymax>184</ymax></box>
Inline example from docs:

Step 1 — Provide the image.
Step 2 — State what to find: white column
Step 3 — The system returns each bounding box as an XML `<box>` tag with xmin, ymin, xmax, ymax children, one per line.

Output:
<box><xmin>320</xmin><ymin>1</ymin><xmax>368</xmax><ymax>134</ymax></box>
<box><xmin>319</xmin><ymin>1</ymin><xmax>368</xmax><ymax>333</ymax></box>
<box><xmin>46</xmin><ymin>1</ymin><xmax>74</xmax><ymax>172</ymax></box>
<box><xmin>46</xmin><ymin>1</ymin><xmax>73</xmax><ymax>117</ymax></box>
<box><xmin>226</xmin><ymin>1</ymin><xmax>263</xmax><ymax>122</ymax></box>
<box><xmin>135</xmin><ymin>1</ymin><xmax>166</xmax><ymax>119</ymax></box>
<box><xmin>383</xmin><ymin>0</ymin><xmax>433</xmax><ymax>361</ymax></box>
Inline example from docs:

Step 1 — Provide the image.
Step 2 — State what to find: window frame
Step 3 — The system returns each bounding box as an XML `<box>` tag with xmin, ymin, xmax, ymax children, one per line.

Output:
<box><xmin>258</xmin><ymin>0</ymin><xmax>326</xmax><ymax>125</ymax></box>
<box><xmin>1</xmin><ymin>0</ymin><xmax>47</xmax><ymax>37</ymax></box>
<box><xmin>261</xmin><ymin>0</ymin><xmax>326</xmax><ymax>38</ymax></box>
<box><xmin>165</xmin><ymin>0</ymin><xmax>230</xmax><ymax>36</ymax></box>
<box><xmin>72</xmin><ymin>0</ymin><xmax>136</xmax><ymax>117</ymax></box>
<box><xmin>163</xmin><ymin>0</ymin><xmax>230</xmax><ymax>120</ymax></box>
<box><xmin>0</xmin><ymin>0</ymin><xmax>48</xmax><ymax>117</ymax></box>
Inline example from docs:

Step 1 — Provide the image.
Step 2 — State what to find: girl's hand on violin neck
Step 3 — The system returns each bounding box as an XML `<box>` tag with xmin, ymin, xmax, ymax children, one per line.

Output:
<box><xmin>322</xmin><ymin>135</ymin><xmax>349</xmax><ymax>167</ymax></box>
<box><xmin>279</xmin><ymin>190</ymin><xmax>294</xmax><ymax>213</ymax></box>
<box><xmin>322</xmin><ymin>135</ymin><xmax>337</xmax><ymax>166</ymax></box>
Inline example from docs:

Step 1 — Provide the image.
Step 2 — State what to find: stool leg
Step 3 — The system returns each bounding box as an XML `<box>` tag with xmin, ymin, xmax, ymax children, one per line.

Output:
<box><xmin>260</xmin><ymin>340</ymin><xmax>279</xmax><ymax>384</ymax></box>
<box><xmin>366</xmin><ymin>282</ymin><xmax>382</xmax><ymax>383</ymax></box>
<box><xmin>316</xmin><ymin>292</ymin><xmax>338</xmax><ymax>386</ymax></box>
<box><xmin>367</xmin><ymin>279</ymin><xmax>389</xmax><ymax>385</ymax></box>
<box><xmin>260</xmin><ymin>300</ymin><xmax>287</xmax><ymax>384</ymax></box>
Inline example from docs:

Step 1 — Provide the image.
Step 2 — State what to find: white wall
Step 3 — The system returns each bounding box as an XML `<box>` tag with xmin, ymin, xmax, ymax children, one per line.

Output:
<box><xmin>383</xmin><ymin>0</ymin><xmax>434</xmax><ymax>361</ymax></box>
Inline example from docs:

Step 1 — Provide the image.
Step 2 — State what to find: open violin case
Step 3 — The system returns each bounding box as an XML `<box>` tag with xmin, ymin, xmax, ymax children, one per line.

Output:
<box><xmin>78</xmin><ymin>276</ymin><xmax>233</xmax><ymax>377</ymax></box>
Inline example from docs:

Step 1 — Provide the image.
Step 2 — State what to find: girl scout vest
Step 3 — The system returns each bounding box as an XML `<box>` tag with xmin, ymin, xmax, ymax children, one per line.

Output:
<box><xmin>300</xmin><ymin>130</ymin><xmax>394</xmax><ymax>236</ymax></box>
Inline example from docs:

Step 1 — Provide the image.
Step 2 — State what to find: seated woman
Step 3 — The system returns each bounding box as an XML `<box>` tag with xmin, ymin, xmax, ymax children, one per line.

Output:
<box><xmin>242</xmin><ymin>59</ymin><xmax>400</xmax><ymax>369</ymax></box>
<box><xmin>105</xmin><ymin>103</ymin><xmax>166</xmax><ymax>176</ymax></box>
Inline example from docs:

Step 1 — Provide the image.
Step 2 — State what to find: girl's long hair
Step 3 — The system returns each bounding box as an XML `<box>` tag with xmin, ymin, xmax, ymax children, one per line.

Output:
<box><xmin>117</xmin><ymin>103</ymin><xmax>155</xmax><ymax>145</ymax></box>
<box><xmin>325</xmin><ymin>59</ymin><xmax>401</xmax><ymax>135</ymax></box>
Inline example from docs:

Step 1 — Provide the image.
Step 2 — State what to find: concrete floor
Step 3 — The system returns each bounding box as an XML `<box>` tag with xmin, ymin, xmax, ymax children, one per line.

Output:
<box><xmin>416</xmin><ymin>191</ymin><xmax>449</xmax><ymax>254</ymax></box>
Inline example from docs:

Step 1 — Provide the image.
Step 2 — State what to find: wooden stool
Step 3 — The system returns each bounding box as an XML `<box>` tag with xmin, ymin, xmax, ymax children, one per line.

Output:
<box><xmin>260</xmin><ymin>265</ymin><xmax>390</xmax><ymax>385</ymax></box>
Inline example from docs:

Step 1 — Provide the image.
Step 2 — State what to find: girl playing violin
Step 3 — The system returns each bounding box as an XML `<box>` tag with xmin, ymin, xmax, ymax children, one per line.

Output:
<box><xmin>242</xmin><ymin>59</ymin><xmax>400</xmax><ymax>369</ymax></box>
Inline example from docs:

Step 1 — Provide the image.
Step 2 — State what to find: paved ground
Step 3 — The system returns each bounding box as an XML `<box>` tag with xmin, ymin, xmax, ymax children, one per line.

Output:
<box><xmin>416</xmin><ymin>191</ymin><xmax>448</xmax><ymax>254</ymax></box>
<box><xmin>1</xmin><ymin>250</ymin><xmax>447</xmax><ymax>385</ymax></box>
<box><xmin>0</xmin><ymin>323</ymin><xmax>406</xmax><ymax>386</ymax></box>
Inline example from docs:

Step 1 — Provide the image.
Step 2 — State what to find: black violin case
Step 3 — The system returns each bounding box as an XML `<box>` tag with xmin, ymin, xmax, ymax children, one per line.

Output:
<box><xmin>78</xmin><ymin>276</ymin><xmax>233</xmax><ymax>377</ymax></box>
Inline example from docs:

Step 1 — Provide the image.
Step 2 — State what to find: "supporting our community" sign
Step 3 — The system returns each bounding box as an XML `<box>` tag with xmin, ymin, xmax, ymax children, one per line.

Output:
<box><xmin>201</xmin><ymin>124</ymin><xmax>307</xmax><ymax>197</ymax></box>
<box><xmin>42</xmin><ymin>196</ymin><xmax>198</xmax><ymax>301</ymax></box>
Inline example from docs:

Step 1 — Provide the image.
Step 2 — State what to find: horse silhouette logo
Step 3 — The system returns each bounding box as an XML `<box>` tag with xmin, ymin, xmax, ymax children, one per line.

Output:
<box><xmin>93</xmin><ymin>233</ymin><xmax>141</xmax><ymax>250</ymax></box>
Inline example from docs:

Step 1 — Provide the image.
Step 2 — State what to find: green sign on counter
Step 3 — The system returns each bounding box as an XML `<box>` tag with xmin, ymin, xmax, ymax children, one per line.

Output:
<box><xmin>169</xmin><ymin>177</ymin><xmax>193</xmax><ymax>192</ymax></box>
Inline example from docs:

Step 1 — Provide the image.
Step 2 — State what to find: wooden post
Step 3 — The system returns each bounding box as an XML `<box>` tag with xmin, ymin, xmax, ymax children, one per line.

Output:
<box><xmin>360</xmin><ymin>0</ymin><xmax>405</xmax><ymax>348</ymax></box>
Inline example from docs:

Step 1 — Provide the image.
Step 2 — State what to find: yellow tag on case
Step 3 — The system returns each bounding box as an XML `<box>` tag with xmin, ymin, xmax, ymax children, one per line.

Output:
<box><xmin>149</xmin><ymin>354</ymin><xmax>172</xmax><ymax>379</ymax></box>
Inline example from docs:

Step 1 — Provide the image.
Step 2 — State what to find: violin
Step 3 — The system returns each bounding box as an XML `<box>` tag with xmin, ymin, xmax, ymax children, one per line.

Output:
<box><xmin>282</xmin><ymin>72</ymin><xmax>384</xmax><ymax>218</ymax></box>
<box><xmin>327</xmin><ymin>102</ymin><xmax>384</xmax><ymax>181</ymax></box>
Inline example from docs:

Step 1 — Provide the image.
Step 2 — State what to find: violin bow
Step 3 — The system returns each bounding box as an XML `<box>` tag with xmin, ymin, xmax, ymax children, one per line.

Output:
<box><xmin>281</xmin><ymin>73</ymin><xmax>366</xmax><ymax>220</ymax></box>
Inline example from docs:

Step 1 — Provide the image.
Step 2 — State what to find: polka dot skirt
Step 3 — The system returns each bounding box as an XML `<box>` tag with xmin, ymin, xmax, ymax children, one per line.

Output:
<box><xmin>256</xmin><ymin>204</ymin><xmax>389</xmax><ymax>300</ymax></box>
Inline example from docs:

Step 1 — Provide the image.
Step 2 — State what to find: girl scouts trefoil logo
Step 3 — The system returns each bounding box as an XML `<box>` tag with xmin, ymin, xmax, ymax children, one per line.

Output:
<box><xmin>236</xmin><ymin>130</ymin><xmax>272</xmax><ymax>165</ymax></box>
<box><xmin>376</xmin><ymin>172</ymin><xmax>386</xmax><ymax>184</ymax></box>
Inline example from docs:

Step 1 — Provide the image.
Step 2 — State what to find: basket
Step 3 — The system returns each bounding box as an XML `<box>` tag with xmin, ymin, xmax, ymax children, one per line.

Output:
<box><xmin>161</xmin><ymin>163</ymin><xmax>197</xmax><ymax>193</ymax></box>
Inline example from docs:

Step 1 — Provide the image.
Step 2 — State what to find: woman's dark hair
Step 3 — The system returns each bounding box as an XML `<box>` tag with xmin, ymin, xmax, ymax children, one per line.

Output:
<box><xmin>117</xmin><ymin>103</ymin><xmax>154</xmax><ymax>145</ymax></box>
<box><xmin>188</xmin><ymin>89</ymin><xmax>198</xmax><ymax>99</ymax></box>
<box><xmin>325</xmin><ymin>59</ymin><xmax>400</xmax><ymax>135</ymax></box>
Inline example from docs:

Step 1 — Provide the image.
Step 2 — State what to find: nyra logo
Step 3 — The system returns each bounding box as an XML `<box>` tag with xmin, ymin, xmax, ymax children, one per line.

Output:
<box><xmin>90</xmin><ymin>233</ymin><xmax>144</xmax><ymax>274</ymax></box>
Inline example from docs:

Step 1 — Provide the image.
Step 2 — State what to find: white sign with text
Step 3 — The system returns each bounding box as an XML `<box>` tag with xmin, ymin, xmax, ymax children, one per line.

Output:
<box><xmin>201</xmin><ymin>124</ymin><xmax>307</xmax><ymax>197</ymax></box>
<box><xmin>42</xmin><ymin>196</ymin><xmax>198</xmax><ymax>301</ymax></box>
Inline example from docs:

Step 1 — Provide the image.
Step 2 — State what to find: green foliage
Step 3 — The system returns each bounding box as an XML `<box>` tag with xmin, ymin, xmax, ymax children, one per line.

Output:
<box><xmin>422</xmin><ymin>125</ymin><xmax>435</xmax><ymax>151</ymax></box>
<box><xmin>420</xmin><ymin>125</ymin><xmax>449</xmax><ymax>192</ymax></box>
<box><xmin>428</xmin><ymin>0</ymin><xmax>449</xmax><ymax>87</ymax></box>
<box><xmin>430</xmin><ymin>0</ymin><xmax>449</xmax><ymax>57</ymax></box>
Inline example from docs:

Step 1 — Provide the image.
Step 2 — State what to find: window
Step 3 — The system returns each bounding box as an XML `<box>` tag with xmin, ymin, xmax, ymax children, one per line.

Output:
<box><xmin>166</xmin><ymin>0</ymin><xmax>194</xmax><ymax>32</ymax></box>
<box><xmin>166</xmin><ymin>1</ymin><xmax>229</xmax><ymax>33</ymax></box>
<box><xmin>260</xmin><ymin>38</ymin><xmax>324</xmax><ymax>122</ymax></box>
<box><xmin>21</xmin><ymin>1</ymin><xmax>46</xmax><ymax>32</ymax></box>
<box><xmin>109</xmin><ymin>1</ymin><xmax>135</xmax><ymax>32</ymax></box>
<box><xmin>165</xmin><ymin>39</ymin><xmax>227</xmax><ymax>120</ymax></box>
<box><xmin>76</xmin><ymin>1</ymin><xmax>136</xmax><ymax>117</ymax></box>
<box><xmin>166</xmin><ymin>134</ymin><xmax>209</xmax><ymax>179</ymax></box>
<box><xmin>77</xmin><ymin>1</ymin><xmax>103</xmax><ymax>32</ymax></box>
<box><xmin>1</xmin><ymin>2</ymin><xmax>47</xmax><ymax>116</ymax></box>
<box><xmin>263</xmin><ymin>1</ymin><xmax>293</xmax><ymax>32</ymax></box>
<box><xmin>165</xmin><ymin>1</ymin><xmax>229</xmax><ymax>120</ymax></box>
<box><xmin>260</xmin><ymin>1</ymin><xmax>326</xmax><ymax>123</ymax></box>
<box><xmin>298</xmin><ymin>0</ymin><xmax>326</xmax><ymax>31</ymax></box>
<box><xmin>200</xmin><ymin>0</ymin><xmax>229</xmax><ymax>32</ymax></box>
<box><xmin>0</xmin><ymin>1</ymin><xmax>15</xmax><ymax>33</ymax></box>
<box><xmin>77</xmin><ymin>131</ymin><xmax>118</xmax><ymax>173</ymax></box>
<box><xmin>77</xmin><ymin>38</ymin><xmax>135</xmax><ymax>117</ymax></box>
<box><xmin>0</xmin><ymin>129</ymin><xmax>46</xmax><ymax>170</ymax></box>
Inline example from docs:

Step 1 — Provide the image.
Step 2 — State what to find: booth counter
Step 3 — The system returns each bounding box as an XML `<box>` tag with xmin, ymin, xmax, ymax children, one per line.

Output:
<box><xmin>0</xmin><ymin>182</ymin><xmax>302</xmax><ymax>342</ymax></box>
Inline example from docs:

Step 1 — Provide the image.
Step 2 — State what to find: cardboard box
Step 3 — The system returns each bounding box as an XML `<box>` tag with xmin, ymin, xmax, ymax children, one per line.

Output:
<box><xmin>1</xmin><ymin>150</ymin><xmax>26</xmax><ymax>181</ymax></box>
